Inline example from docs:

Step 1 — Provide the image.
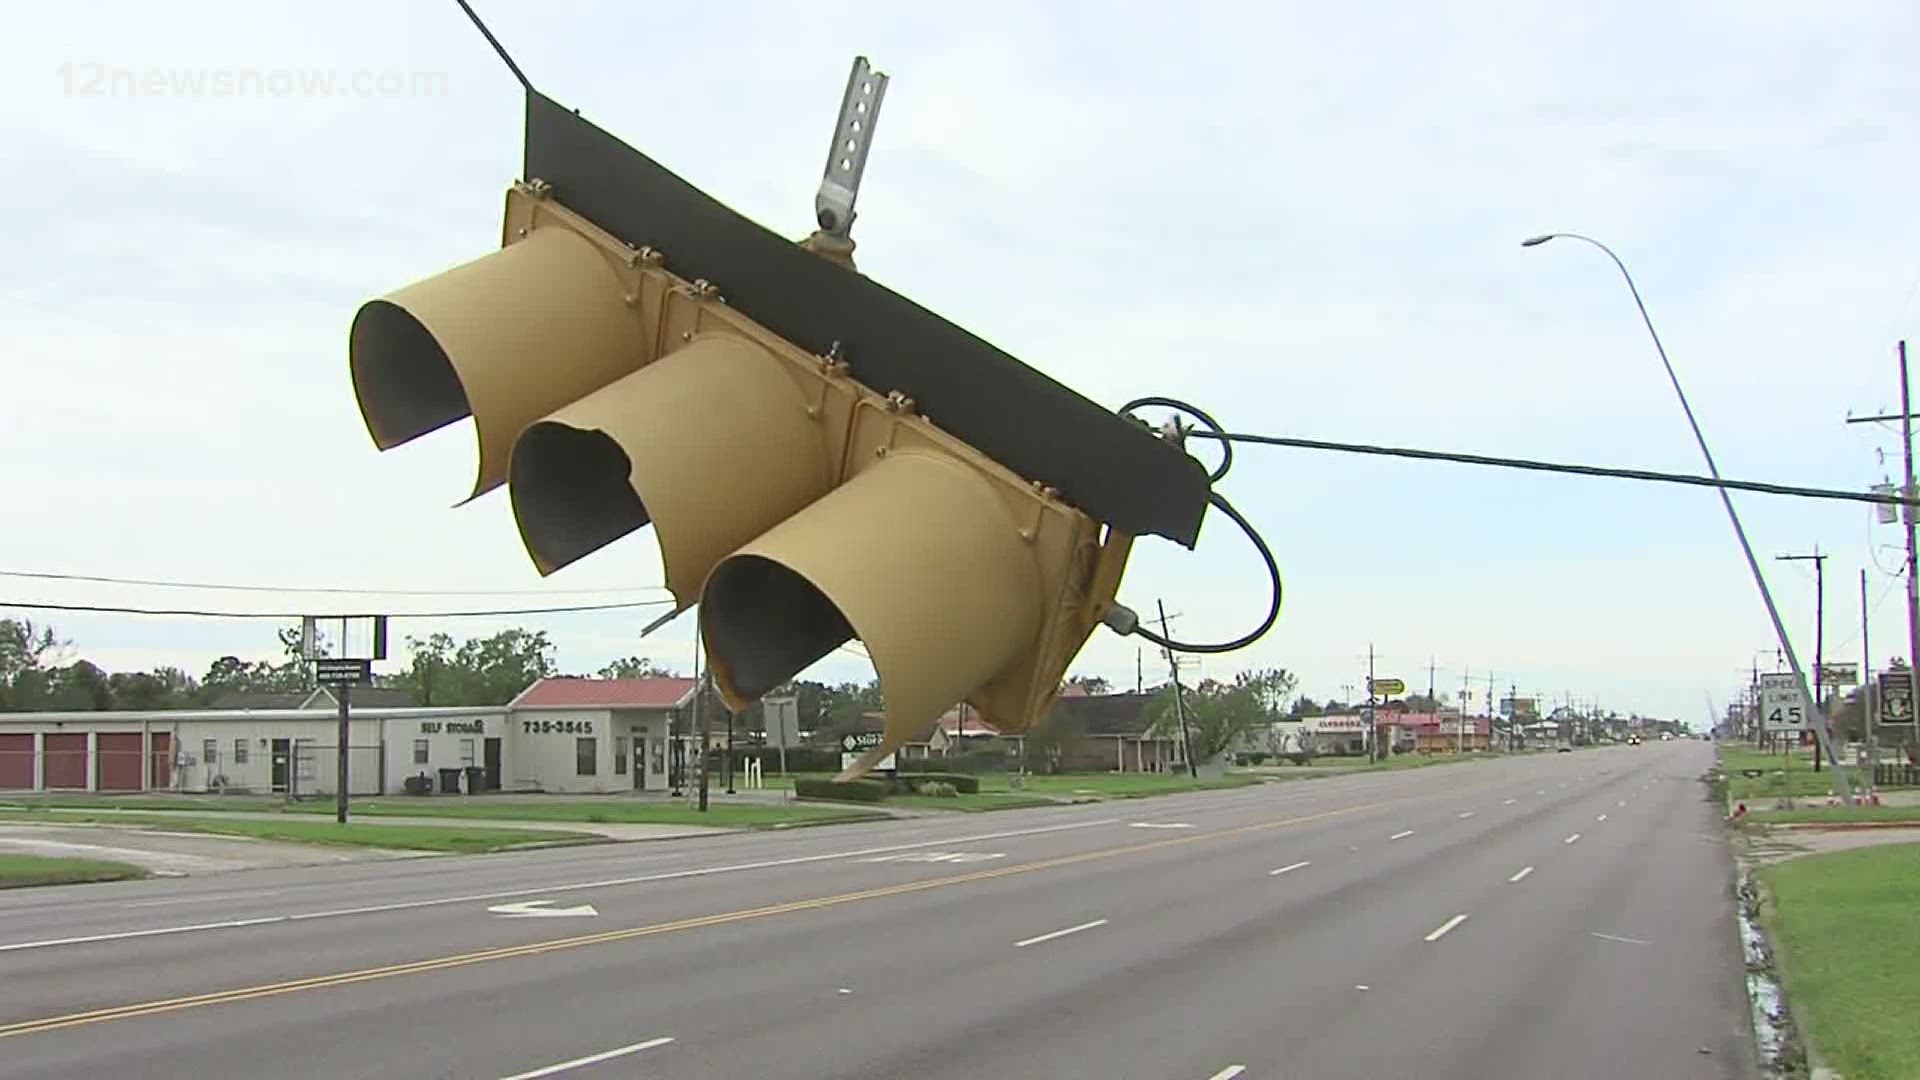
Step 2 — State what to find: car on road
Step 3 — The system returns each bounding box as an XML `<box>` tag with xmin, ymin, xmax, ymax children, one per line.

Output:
<box><xmin>1627</xmin><ymin>735</ymin><xmax>1642</xmax><ymax>746</ymax></box>
<box><xmin>1556</xmin><ymin>742</ymin><xmax>1573</xmax><ymax>753</ymax></box>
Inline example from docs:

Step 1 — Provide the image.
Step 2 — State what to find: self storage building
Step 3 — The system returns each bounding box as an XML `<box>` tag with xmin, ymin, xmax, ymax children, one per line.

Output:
<box><xmin>0</xmin><ymin>676</ymin><xmax>714</xmax><ymax>797</ymax></box>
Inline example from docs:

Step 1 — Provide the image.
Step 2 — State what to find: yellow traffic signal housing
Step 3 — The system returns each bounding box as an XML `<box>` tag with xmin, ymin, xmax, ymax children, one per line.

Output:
<box><xmin>350</xmin><ymin>90</ymin><xmax>1206</xmax><ymax>778</ymax></box>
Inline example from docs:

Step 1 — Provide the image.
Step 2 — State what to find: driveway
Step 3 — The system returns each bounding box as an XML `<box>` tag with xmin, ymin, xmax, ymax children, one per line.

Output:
<box><xmin>0</xmin><ymin>823</ymin><xmax>423</xmax><ymax>877</ymax></box>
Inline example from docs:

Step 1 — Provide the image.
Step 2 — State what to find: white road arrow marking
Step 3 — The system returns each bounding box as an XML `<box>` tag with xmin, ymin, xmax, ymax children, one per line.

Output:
<box><xmin>487</xmin><ymin>900</ymin><xmax>599</xmax><ymax>919</ymax></box>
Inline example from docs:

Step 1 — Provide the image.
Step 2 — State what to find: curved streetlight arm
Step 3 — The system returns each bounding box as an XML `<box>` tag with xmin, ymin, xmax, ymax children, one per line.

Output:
<box><xmin>1525</xmin><ymin>232</ymin><xmax>1855</xmax><ymax>803</ymax></box>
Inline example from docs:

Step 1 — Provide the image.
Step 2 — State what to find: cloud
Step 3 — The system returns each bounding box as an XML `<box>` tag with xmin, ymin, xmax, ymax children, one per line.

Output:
<box><xmin>2</xmin><ymin>0</ymin><xmax>1917</xmax><ymax>723</ymax></box>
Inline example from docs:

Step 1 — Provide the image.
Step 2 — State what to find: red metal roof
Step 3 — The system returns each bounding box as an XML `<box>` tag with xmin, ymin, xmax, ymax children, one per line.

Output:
<box><xmin>512</xmin><ymin>677</ymin><xmax>696</xmax><ymax>710</ymax></box>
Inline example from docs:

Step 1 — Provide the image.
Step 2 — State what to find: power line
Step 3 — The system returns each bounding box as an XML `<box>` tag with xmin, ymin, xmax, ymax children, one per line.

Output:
<box><xmin>0</xmin><ymin>569</ymin><xmax>667</xmax><ymax>597</ymax></box>
<box><xmin>0</xmin><ymin>598</ymin><xmax>674</xmax><ymax>620</ymax></box>
<box><xmin>1183</xmin><ymin>429</ymin><xmax>1913</xmax><ymax>509</ymax></box>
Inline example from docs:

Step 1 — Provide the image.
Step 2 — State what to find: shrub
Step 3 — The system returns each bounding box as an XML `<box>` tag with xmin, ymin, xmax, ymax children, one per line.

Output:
<box><xmin>922</xmin><ymin>750</ymin><xmax>1012</xmax><ymax>775</ymax></box>
<box><xmin>895</xmin><ymin>771</ymin><xmax>980</xmax><ymax>794</ymax></box>
<box><xmin>919</xmin><ymin>781</ymin><xmax>959</xmax><ymax>798</ymax></box>
<box><xmin>794</xmin><ymin>777</ymin><xmax>887</xmax><ymax>803</ymax></box>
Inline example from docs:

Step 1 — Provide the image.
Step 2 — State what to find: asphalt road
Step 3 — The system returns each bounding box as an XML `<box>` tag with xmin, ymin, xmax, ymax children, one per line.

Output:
<box><xmin>0</xmin><ymin>742</ymin><xmax>1754</xmax><ymax>1080</ymax></box>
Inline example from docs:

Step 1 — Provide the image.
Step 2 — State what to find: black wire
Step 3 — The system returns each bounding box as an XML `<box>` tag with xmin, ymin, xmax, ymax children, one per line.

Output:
<box><xmin>1187</xmin><ymin>430</ymin><xmax>1920</xmax><ymax>509</ymax></box>
<box><xmin>1120</xmin><ymin>397</ymin><xmax>1233</xmax><ymax>483</ymax></box>
<box><xmin>1127</xmin><ymin>493</ymin><xmax>1284</xmax><ymax>655</ymax></box>
<box><xmin>1112</xmin><ymin>396</ymin><xmax>1282</xmax><ymax>654</ymax></box>
<box><xmin>0</xmin><ymin>598</ymin><xmax>674</xmax><ymax>620</ymax></box>
<box><xmin>454</xmin><ymin>0</ymin><xmax>534</xmax><ymax>92</ymax></box>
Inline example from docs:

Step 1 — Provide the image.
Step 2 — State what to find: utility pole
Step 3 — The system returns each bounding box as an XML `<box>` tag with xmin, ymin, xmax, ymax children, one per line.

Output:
<box><xmin>1844</xmin><ymin>339</ymin><xmax>1920</xmax><ymax>771</ymax></box>
<box><xmin>695</xmin><ymin>645</ymin><xmax>710</xmax><ymax>812</ymax></box>
<box><xmin>1777</xmin><ymin>548</ymin><xmax>1828</xmax><ymax>771</ymax></box>
<box><xmin>1365</xmin><ymin>644</ymin><xmax>1378</xmax><ymax>761</ymax></box>
<box><xmin>1510</xmin><ymin>683</ymin><xmax>1520</xmax><ymax>751</ymax></box>
<box><xmin>1862</xmin><ymin>567</ymin><xmax>1876</xmax><ymax>779</ymax></box>
<box><xmin>1159</xmin><ymin>600</ymin><xmax>1199</xmax><ymax>778</ymax></box>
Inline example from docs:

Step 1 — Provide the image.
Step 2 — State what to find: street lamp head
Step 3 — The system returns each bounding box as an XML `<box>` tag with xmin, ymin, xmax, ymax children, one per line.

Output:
<box><xmin>1520</xmin><ymin>234</ymin><xmax>1555</xmax><ymax>248</ymax></box>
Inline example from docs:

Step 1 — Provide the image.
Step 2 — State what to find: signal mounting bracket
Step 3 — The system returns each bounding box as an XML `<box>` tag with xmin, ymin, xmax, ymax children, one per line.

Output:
<box><xmin>813</xmin><ymin>56</ymin><xmax>889</xmax><ymax>242</ymax></box>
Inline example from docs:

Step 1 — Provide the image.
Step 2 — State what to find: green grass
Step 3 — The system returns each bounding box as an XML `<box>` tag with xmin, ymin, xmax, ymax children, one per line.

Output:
<box><xmin>1761</xmin><ymin>844</ymin><xmax>1920</xmax><ymax>1079</ymax></box>
<box><xmin>1747</xmin><ymin>805</ymin><xmax>1920</xmax><ymax>825</ymax></box>
<box><xmin>0</xmin><ymin>797</ymin><xmax>887</xmax><ymax>829</ymax></box>
<box><xmin>289</xmin><ymin>800</ymin><xmax>887</xmax><ymax>829</ymax></box>
<box><xmin>1719</xmin><ymin>745</ymin><xmax>1869</xmax><ymax>801</ymax></box>
<box><xmin>0</xmin><ymin>853</ymin><xmax>146</xmax><ymax>889</ymax></box>
<box><xmin>0</xmin><ymin>810</ymin><xmax>595</xmax><ymax>853</ymax></box>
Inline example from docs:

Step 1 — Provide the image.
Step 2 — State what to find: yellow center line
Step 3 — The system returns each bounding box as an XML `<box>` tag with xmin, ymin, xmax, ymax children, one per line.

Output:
<box><xmin>0</xmin><ymin>781</ymin><xmax>1492</xmax><ymax>1041</ymax></box>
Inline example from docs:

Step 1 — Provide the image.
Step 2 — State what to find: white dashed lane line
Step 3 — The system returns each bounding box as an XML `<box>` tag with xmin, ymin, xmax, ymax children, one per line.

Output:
<box><xmin>1509</xmin><ymin>866</ymin><xmax>1534</xmax><ymax>883</ymax></box>
<box><xmin>1424</xmin><ymin>914</ymin><xmax>1470</xmax><ymax>942</ymax></box>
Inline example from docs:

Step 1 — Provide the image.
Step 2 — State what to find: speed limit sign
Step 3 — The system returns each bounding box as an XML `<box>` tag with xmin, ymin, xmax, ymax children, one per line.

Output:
<box><xmin>1760</xmin><ymin>673</ymin><xmax>1805</xmax><ymax>731</ymax></box>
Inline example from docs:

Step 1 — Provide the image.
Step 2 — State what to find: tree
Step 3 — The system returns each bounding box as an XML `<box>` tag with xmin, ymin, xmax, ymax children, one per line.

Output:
<box><xmin>1066</xmin><ymin>674</ymin><xmax>1111</xmax><ymax>695</ymax></box>
<box><xmin>43</xmin><ymin>660</ymin><xmax>113</xmax><ymax>712</ymax></box>
<box><xmin>389</xmin><ymin>628</ymin><xmax>557</xmax><ymax>706</ymax></box>
<box><xmin>598</xmin><ymin>656</ymin><xmax>681</xmax><ymax>679</ymax></box>
<box><xmin>0</xmin><ymin>618</ymin><xmax>66</xmax><ymax>711</ymax></box>
<box><xmin>1146</xmin><ymin>668</ymin><xmax>1297</xmax><ymax>763</ymax></box>
<box><xmin>108</xmin><ymin>667</ymin><xmax>194</xmax><ymax>710</ymax></box>
<box><xmin>1289</xmin><ymin>696</ymin><xmax>1325</xmax><ymax>718</ymax></box>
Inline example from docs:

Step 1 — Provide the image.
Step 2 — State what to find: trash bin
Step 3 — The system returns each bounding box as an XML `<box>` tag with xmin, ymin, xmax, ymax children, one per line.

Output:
<box><xmin>463</xmin><ymin>766</ymin><xmax>488</xmax><ymax>794</ymax></box>
<box><xmin>437</xmin><ymin>767</ymin><xmax>463</xmax><ymax>794</ymax></box>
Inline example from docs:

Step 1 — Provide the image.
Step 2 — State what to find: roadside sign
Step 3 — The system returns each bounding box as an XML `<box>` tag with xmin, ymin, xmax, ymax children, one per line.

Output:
<box><xmin>841</xmin><ymin>731</ymin><xmax>884</xmax><ymax>751</ymax></box>
<box><xmin>1880</xmin><ymin>670</ymin><xmax>1916</xmax><ymax>726</ymax></box>
<box><xmin>764</xmin><ymin>695</ymin><xmax>799</xmax><ymax>749</ymax></box>
<box><xmin>314</xmin><ymin>657</ymin><xmax>371</xmax><ymax>688</ymax></box>
<box><xmin>1821</xmin><ymin>662</ymin><xmax>1859</xmax><ymax>687</ymax></box>
<box><xmin>1369</xmin><ymin>677</ymin><xmax>1406</xmax><ymax>697</ymax></box>
<box><xmin>1759</xmin><ymin>672</ymin><xmax>1805</xmax><ymax>732</ymax></box>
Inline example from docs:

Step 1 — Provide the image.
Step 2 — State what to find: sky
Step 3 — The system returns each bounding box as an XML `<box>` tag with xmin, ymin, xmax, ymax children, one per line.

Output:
<box><xmin>1</xmin><ymin>0</ymin><xmax>1917</xmax><ymax>725</ymax></box>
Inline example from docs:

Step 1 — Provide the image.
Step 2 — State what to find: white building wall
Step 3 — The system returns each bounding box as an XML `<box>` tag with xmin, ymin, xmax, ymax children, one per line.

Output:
<box><xmin>508</xmin><ymin>709</ymin><xmax>614</xmax><ymax>793</ymax></box>
<box><xmin>173</xmin><ymin>716</ymin><xmax>385</xmax><ymax>795</ymax></box>
<box><xmin>384</xmin><ymin>713</ymin><xmax>508</xmax><ymax>793</ymax></box>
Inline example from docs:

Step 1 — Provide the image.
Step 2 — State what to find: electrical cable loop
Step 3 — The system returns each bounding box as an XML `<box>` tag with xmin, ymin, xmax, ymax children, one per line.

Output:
<box><xmin>1111</xmin><ymin>396</ymin><xmax>1281</xmax><ymax>654</ymax></box>
<box><xmin>1120</xmin><ymin>396</ymin><xmax>1233</xmax><ymax>483</ymax></box>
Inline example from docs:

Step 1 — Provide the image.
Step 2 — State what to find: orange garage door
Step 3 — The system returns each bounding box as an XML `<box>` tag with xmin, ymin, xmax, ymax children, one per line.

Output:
<box><xmin>43</xmin><ymin>733</ymin><xmax>87</xmax><ymax>789</ymax></box>
<box><xmin>0</xmin><ymin>734</ymin><xmax>31</xmax><ymax>789</ymax></box>
<box><xmin>97</xmin><ymin>733</ymin><xmax>144</xmax><ymax>791</ymax></box>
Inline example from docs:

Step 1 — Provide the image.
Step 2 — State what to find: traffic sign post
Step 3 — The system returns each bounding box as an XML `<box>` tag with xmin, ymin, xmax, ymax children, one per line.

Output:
<box><xmin>312</xmin><ymin>649</ymin><xmax>377</xmax><ymax>825</ymax></box>
<box><xmin>1369</xmin><ymin>677</ymin><xmax>1406</xmax><ymax>698</ymax></box>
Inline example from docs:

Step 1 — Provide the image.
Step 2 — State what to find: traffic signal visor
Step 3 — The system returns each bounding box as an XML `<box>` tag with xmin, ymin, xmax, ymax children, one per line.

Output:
<box><xmin>350</xmin><ymin>180</ymin><xmax>1139</xmax><ymax>780</ymax></box>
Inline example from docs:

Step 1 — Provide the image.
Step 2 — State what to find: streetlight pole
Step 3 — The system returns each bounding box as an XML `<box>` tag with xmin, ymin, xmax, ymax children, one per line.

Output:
<box><xmin>1523</xmin><ymin>232</ymin><xmax>1855</xmax><ymax>805</ymax></box>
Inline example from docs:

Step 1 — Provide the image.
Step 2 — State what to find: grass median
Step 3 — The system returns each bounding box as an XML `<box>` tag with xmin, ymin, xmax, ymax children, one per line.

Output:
<box><xmin>0</xmin><ymin>810</ymin><xmax>595</xmax><ymax>853</ymax></box>
<box><xmin>1761</xmin><ymin>843</ymin><xmax>1920</xmax><ymax>1079</ymax></box>
<box><xmin>1746</xmin><ymin>805</ymin><xmax>1920</xmax><ymax>826</ymax></box>
<box><xmin>0</xmin><ymin>797</ymin><xmax>888</xmax><ymax>830</ymax></box>
<box><xmin>0</xmin><ymin>853</ymin><xmax>146</xmax><ymax>889</ymax></box>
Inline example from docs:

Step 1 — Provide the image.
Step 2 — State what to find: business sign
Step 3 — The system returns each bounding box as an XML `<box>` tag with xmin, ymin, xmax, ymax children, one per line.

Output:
<box><xmin>1369</xmin><ymin>677</ymin><xmax>1406</xmax><ymax>697</ymax></box>
<box><xmin>1759</xmin><ymin>673</ymin><xmax>1805</xmax><ymax>732</ymax></box>
<box><xmin>1821</xmin><ymin>663</ymin><xmax>1859</xmax><ymax>687</ymax></box>
<box><xmin>313</xmin><ymin>657</ymin><xmax>370</xmax><ymax>688</ymax></box>
<box><xmin>842</xmin><ymin>751</ymin><xmax>897</xmax><ymax>772</ymax></box>
<box><xmin>1499</xmin><ymin>696</ymin><xmax>1539</xmax><ymax>718</ymax></box>
<box><xmin>764</xmin><ymin>695</ymin><xmax>800</xmax><ymax>749</ymax></box>
<box><xmin>1880</xmin><ymin>669</ymin><xmax>1916</xmax><ymax>726</ymax></box>
<box><xmin>841</xmin><ymin>731</ymin><xmax>884</xmax><ymax>752</ymax></box>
